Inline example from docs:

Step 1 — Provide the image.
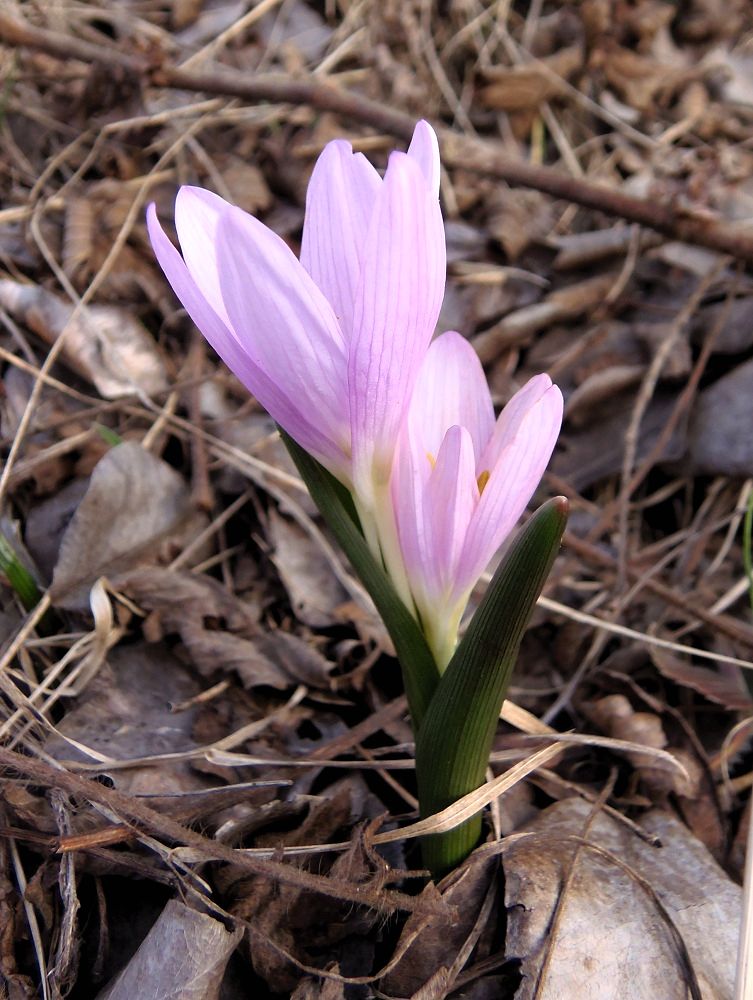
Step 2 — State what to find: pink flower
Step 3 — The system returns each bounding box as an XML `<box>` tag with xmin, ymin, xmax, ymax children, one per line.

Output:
<box><xmin>392</xmin><ymin>332</ymin><xmax>563</xmax><ymax>669</ymax></box>
<box><xmin>146</xmin><ymin>122</ymin><xmax>445</xmax><ymax>512</ymax></box>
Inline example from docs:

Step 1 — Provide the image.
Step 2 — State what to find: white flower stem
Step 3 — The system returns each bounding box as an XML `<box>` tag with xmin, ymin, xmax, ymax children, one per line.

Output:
<box><xmin>374</xmin><ymin>481</ymin><xmax>416</xmax><ymax>613</ymax></box>
<box><xmin>422</xmin><ymin>604</ymin><xmax>463</xmax><ymax>674</ymax></box>
<box><xmin>355</xmin><ymin>483</ymin><xmax>415</xmax><ymax>615</ymax></box>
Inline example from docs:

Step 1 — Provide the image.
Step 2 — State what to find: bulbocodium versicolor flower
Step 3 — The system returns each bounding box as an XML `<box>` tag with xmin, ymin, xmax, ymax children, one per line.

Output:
<box><xmin>147</xmin><ymin>122</ymin><xmax>444</xmax><ymax>603</ymax></box>
<box><xmin>393</xmin><ymin>332</ymin><xmax>562</xmax><ymax>668</ymax></box>
<box><xmin>148</xmin><ymin>121</ymin><xmax>562</xmax><ymax>669</ymax></box>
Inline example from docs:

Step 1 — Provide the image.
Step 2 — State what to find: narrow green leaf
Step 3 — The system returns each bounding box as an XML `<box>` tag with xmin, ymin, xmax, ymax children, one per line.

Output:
<box><xmin>280</xmin><ymin>432</ymin><xmax>440</xmax><ymax>725</ymax></box>
<box><xmin>415</xmin><ymin>497</ymin><xmax>569</xmax><ymax>876</ymax></box>
<box><xmin>0</xmin><ymin>534</ymin><xmax>42</xmax><ymax>612</ymax></box>
<box><xmin>93</xmin><ymin>423</ymin><xmax>122</xmax><ymax>447</ymax></box>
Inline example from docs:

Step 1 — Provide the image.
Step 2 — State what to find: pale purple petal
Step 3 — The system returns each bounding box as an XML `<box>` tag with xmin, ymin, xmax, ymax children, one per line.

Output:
<box><xmin>391</xmin><ymin>435</ymin><xmax>427</xmax><ymax>604</ymax></box>
<box><xmin>407</xmin><ymin>120</ymin><xmax>441</xmax><ymax>197</ymax></box>
<box><xmin>349</xmin><ymin>151</ymin><xmax>446</xmax><ymax>497</ymax></box>
<box><xmin>300</xmin><ymin>140</ymin><xmax>381</xmax><ymax>337</ymax></box>
<box><xmin>478</xmin><ymin>373</ymin><xmax>556</xmax><ymax>474</ymax></box>
<box><xmin>453</xmin><ymin>383</ymin><xmax>563</xmax><ymax>600</ymax></box>
<box><xmin>147</xmin><ymin>203</ymin><xmax>347</xmax><ymax>473</ymax></box>
<box><xmin>407</xmin><ymin>332</ymin><xmax>494</xmax><ymax>479</ymax></box>
<box><xmin>215</xmin><ymin>207</ymin><xmax>351</xmax><ymax>458</ymax></box>
<box><xmin>422</xmin><ymin>425</ymin><xmax>478</xmax><ymax>602</ymax></box>
<box><xmin>174</xmin><ymin>186</ymin><xmax>233</xmax><ymax>329</ymax></box>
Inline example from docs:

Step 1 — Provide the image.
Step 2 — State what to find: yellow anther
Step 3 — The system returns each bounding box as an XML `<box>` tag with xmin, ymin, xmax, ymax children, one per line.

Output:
<box><xmin>477</xmin><ymin>469</ymin><xmax>490</xmax><ymax>494</ymax></box>
<box><xmin>426</xmin><ymin>452</ymin><xmax>437</xmax><ymax>470</ymax></box>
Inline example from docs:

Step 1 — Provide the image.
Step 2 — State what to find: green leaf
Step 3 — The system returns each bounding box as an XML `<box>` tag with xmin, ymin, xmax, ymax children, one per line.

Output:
<box><xmin>0</xmin><ymin>534</ymin><xmax>42</xmax><ymax>612</ymax></box>
<box><xmin>415</xmin><ymin>497</ymin><xmax>569</xmax><ymax>876</ymax></box>
<box><xmin>93</xmin><ymin>423</ymin><xmax>122</xmax><ymax>447</ymax></box>
<box><xmin>279</xmin><ymin>432</ymin><xmax>440</xmax><ymax>725</ymax></box>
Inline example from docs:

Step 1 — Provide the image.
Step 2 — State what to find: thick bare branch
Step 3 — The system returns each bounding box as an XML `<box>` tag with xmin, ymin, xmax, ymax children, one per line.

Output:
<box><xmin>3</xmin><ymin>11</ymin><xmax>753</xmax><ymax>262</ymax></box>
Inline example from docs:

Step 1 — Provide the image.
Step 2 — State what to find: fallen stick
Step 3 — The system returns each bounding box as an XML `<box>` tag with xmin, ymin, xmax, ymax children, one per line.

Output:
<box><xmin>3</xmin><ymin>12</ymin><xmax>753</xmax><ymax>261</ymax></box>
<box><xmin>0</xmin><ymin>745</ymin><xmax>448</xmax><ymax>917</ymax></box>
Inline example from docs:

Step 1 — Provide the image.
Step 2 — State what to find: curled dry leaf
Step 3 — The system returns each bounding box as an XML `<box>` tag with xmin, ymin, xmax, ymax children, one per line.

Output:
<box><xmin>95</xmin><ymin>899</ymin><xmax>243</xmax><ymax>1000</ymax></box>
<box><xmin>650</xmin><ymin>646</ymin><xmax>752</xmax><ymax>710</ymax></box>
<box><xmin>50</xmin><ymin>442</ymin><xmax>195</xmax><ymax>610</ymax></box>
<box><xmin>0</xmin><ymin>279</ymin><xmax>167</xmax><ymax>399</ymax></box>
<box><xmin>231</xmin><ymin>779</ymin><xmax>382</xmax><ymax>993</ymax></box>
<box><xmin>505</xmin><ymin>798</ymin><xmax>740</xmax><ymax>1000</ymax></box>
<box><xmin>118</xmin><ymin>567</ymin><xmax>335</xmax><ymax>689</ymax></box>
<box><xmin>584</xmin><ymin>694</ymin><xmax>699</xmax><ymax>797</ymax></box>
<box><xmin>380</xmin><ymin>849</ymin><xmax>499</xmax><ymax>997</ymax></box>
<box><xmin>479</xmin><ymin>44</ymin><xmax>584</xmax><ymax>112</ymax></box>
<box><xmin>486</xmin><ymin>189</ymin><xmax>556</xmax><ymax>261</ymax></box>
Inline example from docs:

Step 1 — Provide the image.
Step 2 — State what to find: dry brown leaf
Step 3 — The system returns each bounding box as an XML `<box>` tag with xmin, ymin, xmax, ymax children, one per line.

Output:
<box><xmin>45</xmin><ymin>643</ymin><xmax>205</xmax><ymax>793</ymax></box>
<box><xmin>480</xmin><ymin>45</ymin><xmax>583</xmax><ymax>112</ymax></box>
<box><xmin>95</xmin><ymin>899</ymin><xmax>243</xmax><ymax>1000</ymax></box>
<box><xmin>118</xmin><ymin>568</ymin><xmax>334</xmax><ymax>689</ymax></box>
<box><xmin>0</xmin><ymin>279</ymin><xmax>167</xmax><ymax>399</ymax></box>
<box><xmin>221</xmin><ymin>156</ymin><xmax>274</xmax><ymax>215</ymax></box>
<box><xmin>650</xmin><ymin>646</ymin><xmax>752</xmax><ymax>710</ymax></box>
<box><xmin>689</xmin><ymin>356</ymin><xmax>753</xmax><ymax>475</ymax></box>
<box><xmin>50</xmin><ymin>443</ymin><xmax>195</xmax><ymax>609</ymax></box>
<box><xmin>381</xmin><ymin>850</ymin><xmax>498</xmax><ymax>997</ymax></box>
<box><xmin>485</xmin><ymin>189</ymin><xmax>556</xmax><ymax>262</ymax></box>
<box><xmin>597</xmin><ymin>42</ymin><xmax>689</xmax><ymax>112</ymax></box>
<box><xmin>231</xmin><ymin>779</ymin><xmax>380</xmax><ymax>993</ymax></box>
<box><xmin>267</xmin><ymin>508</ymin><xmax>348</xmax><ymax>628</ymax></box>
<box><xmin>505</xmin><ymin>798</ymin><xmax>740</xmax><ymax>1000</ymax></box>
<box><xmin>584</xmin><ymin>694</ymin><xmax>701</xmax><ymax>798</ymax></box>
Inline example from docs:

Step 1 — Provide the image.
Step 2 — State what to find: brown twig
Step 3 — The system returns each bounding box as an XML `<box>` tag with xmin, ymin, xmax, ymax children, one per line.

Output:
<box><xmin>3</xmin><ymin>11</ymin><xmax>753</xmax><ymax>262</ymax></box>
<box><xmin>0</xmin><ymin>746</ymin><xmax>447</xmax><ymax>918</ymax></box>
<box><xmin>563</xmin><ymin>531</ymin><xmax>753</xmax><ymax>651</ymax></box>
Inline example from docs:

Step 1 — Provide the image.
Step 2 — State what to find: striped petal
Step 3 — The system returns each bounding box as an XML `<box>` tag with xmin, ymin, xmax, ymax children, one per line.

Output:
<box><xmin>407</xmin><ymin>119</ymin><xmax>441</xmax><ymax>197</ymax></box>
<box><xmin>215</xmin><ymin>206</ymin><xmax>351</xmax><ymax>464</ymax></box>
<box><xmin>422</xmin><ymin>425</ymin><xmax>478</xmax><ymax>602</ymax></box>
<box><xmin>406</xmin><ymin>332</ymin><xmax>494</xmax><ymax>484</ymax></box>
<box><xmin>394</xmin><ymin>424</ymin><xmax>478</xmax><ymax>669</ymax></box>
<box><xmin>454</xmin><ymin>380</ymin><xmax>563</xmax><ymax>601</ymax></box>
<box><xmin>174</xmin><ymin>186</ymin><xmax>233</xmax><ymax>330</ymax></box>
<box><xmin>349</xmin><ymin>150</ymin><xmax>446</xmax><ymax>501</ymax></box>
<box><xmin>147</xmin><ymin>204</ymin><xmax>345</xmax><ymax>472</ymax></box>
<box><xmin>478</xmin><ymin>374</ymin><xmax>557</xmax><ymax>473</ymax></box>
<box><xmin>300</xmin><ymin>140</ymin><xmax>381</xmax><ymax>338</ymax></box>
